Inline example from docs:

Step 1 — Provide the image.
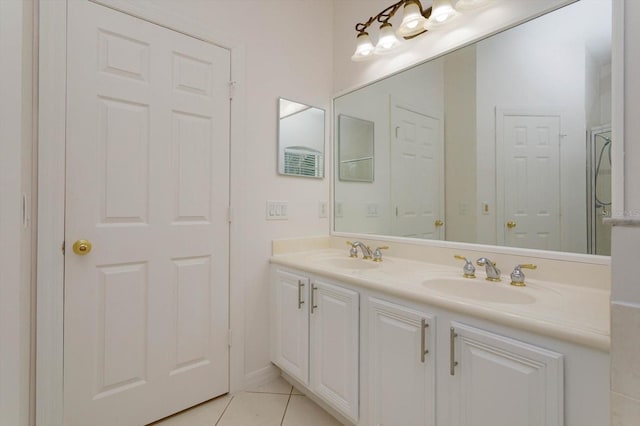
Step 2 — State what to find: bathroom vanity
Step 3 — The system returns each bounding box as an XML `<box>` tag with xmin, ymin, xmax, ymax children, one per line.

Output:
<box><xmin>269</xmin><ymin>237</ymin><xmax>609</xmax><ymax>426</ymax></box>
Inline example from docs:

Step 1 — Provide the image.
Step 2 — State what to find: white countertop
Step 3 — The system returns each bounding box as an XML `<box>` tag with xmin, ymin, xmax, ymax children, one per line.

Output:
<box><xmin>270</xmin><ymin>248</ymin><xmax>610</xmax><ymax>352</ymax></box>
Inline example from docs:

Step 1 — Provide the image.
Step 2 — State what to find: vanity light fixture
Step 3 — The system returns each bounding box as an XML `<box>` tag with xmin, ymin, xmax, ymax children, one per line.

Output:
<box><xmin>351</xmin><ymin>0</ymin><xmax>491</xmax><ymax>61</ymax></box>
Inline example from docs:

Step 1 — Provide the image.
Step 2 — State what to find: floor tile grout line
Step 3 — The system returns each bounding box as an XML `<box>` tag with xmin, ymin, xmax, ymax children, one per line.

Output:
<box><xmin>214</xmin><ymin>394</ymin><xmax>235</xmax><ymax>426</ymax></box>
<box><xmin>280</xmin><ymin>387</ymin><xmax>294</xmax><ymax>426</ymax></box>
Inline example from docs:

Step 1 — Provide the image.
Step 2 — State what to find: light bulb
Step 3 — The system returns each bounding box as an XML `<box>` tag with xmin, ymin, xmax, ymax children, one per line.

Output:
<box><xmin>351</xmin><ymin>32</ymin><xmax>375</xmax><ymax>61</ymax></box>
<box><xmin>431</xmin><ymin>0</ymin><xmax>455</xmax><ymax>23</ymax></box>
<box><xmin>374</xmin><ymin>23</ymin><xmax>402</xmax><ymax>54</ymax></box>
<box><xmin>397</xmin><ymin>0</ymin><xmax>428</xmax><ymax>38</ymax></box>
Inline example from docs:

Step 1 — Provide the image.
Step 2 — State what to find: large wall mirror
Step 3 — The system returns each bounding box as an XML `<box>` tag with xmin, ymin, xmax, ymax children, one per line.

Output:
<box><xmin>278</xmin><ymin>98</ymin><xmax>325</xmax><ymax>178</ymax></box>
<box><xmin>334</xmin><ymin>0</ymin><xmax>612</xmax><ymax>256</ymax></box>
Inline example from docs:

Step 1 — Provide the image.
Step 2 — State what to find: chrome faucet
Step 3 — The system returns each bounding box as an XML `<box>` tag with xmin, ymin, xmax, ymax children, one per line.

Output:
<box><xmin>372</xmin><ymin>246</ymin><xmax>389</xmax><ymax>262</ymax></box>
<box><xmin>476</xmin><ymin>257</ymin><xmax>501</xmax><ymax>282</ymax></box>
<box><xmin>346</xmin><ymin>241</ymin><xmax>373</xmax><ymax>259</ymax></box>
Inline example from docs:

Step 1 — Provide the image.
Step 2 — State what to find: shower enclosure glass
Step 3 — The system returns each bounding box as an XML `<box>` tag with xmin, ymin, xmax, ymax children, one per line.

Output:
<box><xmin>587</xmin><ymin>125</ymin><xmax>612</xmax><ymax>255</ymax></box>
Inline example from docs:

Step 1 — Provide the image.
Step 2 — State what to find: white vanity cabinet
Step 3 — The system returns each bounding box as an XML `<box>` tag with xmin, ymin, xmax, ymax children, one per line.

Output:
<box><xmin>367</xmin><ymin>298</ymin><xmax>436</xmax><ymax>426</ymax></box>
<box><xmin>310</xmin><ymin>278</ymin><xmax>359</xmax><ymax>422</ymax></box>
<box><xmin>449</xmin><ymin>322</ymin><xmax>564</xmax><ymax>426</ymax></box>
<box><xmin>271</xmin><ymin>269</ymin><xmax>310</xmax><ymax>385</ymax></box>
<box><xmin>270</xmin><ymin>268</ymin><xmax>360</xmax><ymax>423</ymax></box>
<box><xmin>269</xmin><ymin>262</ymin><xmax>608</xmax><ymax>426</ymax></box>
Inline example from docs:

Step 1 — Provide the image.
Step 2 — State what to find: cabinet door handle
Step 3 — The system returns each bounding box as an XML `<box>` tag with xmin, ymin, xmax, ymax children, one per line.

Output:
<box><xmin>450</xmin><ymin>327</ymin><xmax>459</xmax><ymax>376</ymax></box>
<box><xmin>297</xmin><ymin>280</ymin><xmax>305</xmax><ymax>309</ymax></box>
<box><xmin>420</xmin><ymin>318</ymin><xmax>429</xmax><ymax>363</ymax></box>
<box><xmin>310</xmin><ymin>284</ymin><xmax>318</xmax><ymax>314</ymax></box>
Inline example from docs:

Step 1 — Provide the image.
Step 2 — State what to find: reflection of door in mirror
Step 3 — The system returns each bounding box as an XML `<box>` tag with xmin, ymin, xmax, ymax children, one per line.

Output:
<box><xmin>391</xmin><ymin>101</ymin><xmax>444</xmax><ymax>239</ymax></box>
<box><xmin>497</xmin><ymin>111</ymin><xmax>560</xmax><ymax>251</ymax></box>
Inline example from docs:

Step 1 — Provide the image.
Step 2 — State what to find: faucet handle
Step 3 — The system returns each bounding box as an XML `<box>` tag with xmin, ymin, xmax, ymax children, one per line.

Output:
<box><xmin>362</xmin><ymin>245</ymin><xmax>373</xmax><ymax>260</ymax></box>
<box><xmin>510</xmin><ymin>264</ymin><xmax>537</xmax><ymax>287</ymax></box>
<box><xmin>454</xmin><ymin>255</ymin><xmax>476</xmax><ymax>278</ymax></box>
<box><xmin>373</xmin><ymin>246</ymin><xmax>389</xmax><ymax>262</ymax></box>
<box><xmin>346</xmin><ymin>241</ymin><xmax>358</xmax><ymax>258</ymax></box>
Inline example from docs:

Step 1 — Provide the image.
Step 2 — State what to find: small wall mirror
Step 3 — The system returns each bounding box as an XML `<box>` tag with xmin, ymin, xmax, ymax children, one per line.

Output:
<box><xmin>278</xmin><ymin>98</ymin><xmax>325</xmax><ymax>178</ymax></box>
<box><xmin>338</xmin><ymin>114</ymin><xmax>375</xmax><ymax>182</ymax></box>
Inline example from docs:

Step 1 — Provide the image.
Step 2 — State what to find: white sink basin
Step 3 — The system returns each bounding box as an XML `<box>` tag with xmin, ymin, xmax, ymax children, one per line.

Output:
<box><xmin>312</xmin><ymin>255</ymin><xmax>381</xmax><ymax>270</ymax></box>
<box><xmin>422</xmin><ymin>277</ymin><xmax>536</xmax><ymax>305</ymax></box>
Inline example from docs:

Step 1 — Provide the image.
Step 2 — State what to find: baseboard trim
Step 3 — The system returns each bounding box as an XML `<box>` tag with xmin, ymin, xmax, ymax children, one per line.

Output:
<box><xmin>241</xmin><ymin>364</ymin><xmax>280</xmax><ymax>392</ymax></box>
<box><xmin>280</xmin><ymin>371</ymin><xmax>354</xmax><ymax>426</ymax></box>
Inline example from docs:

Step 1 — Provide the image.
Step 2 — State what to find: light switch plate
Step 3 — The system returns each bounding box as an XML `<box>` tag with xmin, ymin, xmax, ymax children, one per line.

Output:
<box><xmin>366</xmin><ymin>203</ymin><xmax>379</xmax><ymax>217</ymax></box>
<box><xmin>267</xmin><ymin>201</ymin><xmax>288</xmax><ymax>220</ymax></box>
<box><xmin>318</xmin><ymin>201</ymin><xmax>328</xmax><ymax>218</ymax></box>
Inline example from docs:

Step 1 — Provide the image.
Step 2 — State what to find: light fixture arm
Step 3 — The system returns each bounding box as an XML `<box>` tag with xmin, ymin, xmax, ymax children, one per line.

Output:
<box><xmin>354</xmin><ymin>0</ymin><xmax>431</xmax><ymax>38</ymax></box>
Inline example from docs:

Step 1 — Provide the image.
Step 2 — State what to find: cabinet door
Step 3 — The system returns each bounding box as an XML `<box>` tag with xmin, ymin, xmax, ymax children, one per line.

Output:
<box><xmin>450</xmin><ymin>322</ymin><xmax>564</xmax><ymax>426</ymax></box>
<box><xmin>310</xmin><ymin>280</ymin><xmax>359</xmax><ymax>423</ymax></box>
<box><xmin>368</xmin><ymin>298</ymin><xmax>436</xmax><ymax>426</ymax></box>
<box><xmin>271</xmin><ymin>269</ymin><xmax>309</xmax><ymax>385</ymax></box>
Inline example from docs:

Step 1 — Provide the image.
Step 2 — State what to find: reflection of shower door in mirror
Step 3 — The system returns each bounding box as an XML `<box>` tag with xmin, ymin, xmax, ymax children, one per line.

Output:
<box><xmin>587</xmin><ymin>126</ymin><xmax>612</xmax><ymax>256</ymax></box>
<box><xmin>497</xmin><ymin>112</ymin><xmax>561</xmax><ymax>250</ymax></box>
<box><xmin>390</xmin><ymin>103</ymin><xmax>444</xmax><ymax>239</ymax></box>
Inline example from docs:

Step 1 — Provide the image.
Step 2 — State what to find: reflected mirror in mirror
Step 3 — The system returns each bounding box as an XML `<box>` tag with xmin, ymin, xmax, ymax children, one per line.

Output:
<box><xmin>334</xmin><ymin>0</ymin><xmax>612</xmax><ymax>256</ymax></box>
<box><xmin>278</xmin><ymin>98</ymin><xmax>325</xmax><ymax>178</ymax></box>
<box><xmin>338</xmin><ymin>114</ymin><xmax>375</xmax><ymax>182</ymax></box>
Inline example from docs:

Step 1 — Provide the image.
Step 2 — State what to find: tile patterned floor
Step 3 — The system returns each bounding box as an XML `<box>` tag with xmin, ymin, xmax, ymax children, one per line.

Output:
<box><xmin>151</xmin><ymin>376</ymin><xmax>342</xmax><ymax>426</ymax></box>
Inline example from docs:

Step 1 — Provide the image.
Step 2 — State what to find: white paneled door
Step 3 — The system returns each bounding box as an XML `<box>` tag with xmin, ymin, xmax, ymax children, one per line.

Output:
<box><xmin>390</xmin><ymin>103</ymin><xmax>444</xmax><ymax>239</ymax></box>
<box><xmin>64</xmin><ymin>2</ymin><xmax>230</xmax><ymax>425</ymax></box>
<box><xmin>498</xmin><ymin>113</ymin><xmax>561</xmax><ymax>250</ymax></box>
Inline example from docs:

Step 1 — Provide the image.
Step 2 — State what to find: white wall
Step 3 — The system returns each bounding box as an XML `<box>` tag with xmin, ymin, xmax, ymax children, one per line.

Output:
<box><xmin>0</xmin><ymin>0</ymin><xmax>33</xmax><ymax>425</ymax></box>
<box><xmin>148</xmin><ymin>0</ymin><xmax>334</xmax><ymax>385</ymax></box>
<box><xmin>444</xmin><ymin>45</ymin><xmax>477</xmax><ymax>243</ymax></box>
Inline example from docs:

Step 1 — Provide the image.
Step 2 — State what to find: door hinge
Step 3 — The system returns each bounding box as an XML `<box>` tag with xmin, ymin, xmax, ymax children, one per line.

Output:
<box><xmin>22</xmin><ymin>193</ymin><xmax>29</xmax><ymax>228</ymax></box>
<box><xmin>227</xmin><ymin>207</ymin><xmax>234</xmax><ymax>223</ymax></box>
<box><xmin>229</xmin><ymin>80</ymin><xmax>237</xmax><ymax>100</ymax></box>
<box><xmin>227</xmin><ymin>329</ymin><xmax>232</xmax><ymax>347</ymax></box>
<box><xmin>61</xmin><ymin>241</ymin><xmax>65</xmax><ymax>255</ymax></box>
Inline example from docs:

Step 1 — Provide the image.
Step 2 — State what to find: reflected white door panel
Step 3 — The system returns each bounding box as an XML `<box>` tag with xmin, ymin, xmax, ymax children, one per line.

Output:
<box><xmin>498</xmin><ymin>113</ymin><xmax>561</xmax><ymax>251</ymax></box>
<box><xmin>391</xmin><ymin>103</ymin><xmax>444</xmax><ymax>239</ymax></box>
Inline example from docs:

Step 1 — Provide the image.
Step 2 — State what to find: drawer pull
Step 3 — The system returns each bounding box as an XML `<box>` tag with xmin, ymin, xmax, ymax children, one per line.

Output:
<box><xmin>297</xmin><ymin>280</ymin><xmax>305</xmax><ymax>309</ymax></box>
<box><xmin>311</xmin><ymin>284</ymin><xmax>318</xmax><ymax>314</ymax></box>
<box><xmin>420</xmin><ymin>318</ymin><xmax>429</xmax><ymax>363</ymax></box>
<box><xmin>450</xmin><ymin>327</ymin><xmax>459</xmax><ymax>375</ymax></box>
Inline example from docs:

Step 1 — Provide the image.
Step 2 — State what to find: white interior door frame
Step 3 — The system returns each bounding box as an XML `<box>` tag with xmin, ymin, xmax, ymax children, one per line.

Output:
<box><xmin>495</xmin><ymin>107</ymin><xmax>562</xmax><ymax>246</ymax></box>
<box><xmin>36</xmin><ymin>1</ymin><xmax>247</xmax><ymax>425</ymax></box>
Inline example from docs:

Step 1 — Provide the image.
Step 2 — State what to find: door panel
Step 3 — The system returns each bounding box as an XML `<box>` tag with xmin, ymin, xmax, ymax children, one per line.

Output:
<box><xmin>451</xmin><ymin>323</ymin><xmax>563</xmax><ymax>426</ymax></box>
<box><xmin>310</xmin><ymin>281</ymin><xmax>359</xmax><ymax>423</ymax></box>
<box><xmin>391</xmin><ymin>104</ymin><xmax>444</xmax><ymax>239</ymax></box>
<box><xmin>500</xmin><ymin>114</ymin><xmax>561</xmax><ymax>250</ymax></box>
<box><xmin>368</xmin><ymin>298</ymin><xmax>436</xmax><ymax>426</ymax></box>
<box><xmin>271</xmin><ymin>270</ymin><xmax>310</xmax><ymax>385</ymax></box>
<box><xmin>64</xmin><ymin>2</ymin><xmax>230</xmax><ymax>425</ymax></box>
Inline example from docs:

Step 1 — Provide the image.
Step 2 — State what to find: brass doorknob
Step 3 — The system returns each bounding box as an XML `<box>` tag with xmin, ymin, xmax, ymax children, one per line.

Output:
<box><xmin>435</xmin><ymin>219</ymin><xmax>444</xmax><ymax>227</ymax></box>
<box><xmin>72</xmin><ymin>240</ymin><xmax>92</xmax><ymax>255</ymax></box>
<box><xmin>506</xmin><ymin>221</ymin><xmax>517</xmax><ymax>229</ymax></box>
